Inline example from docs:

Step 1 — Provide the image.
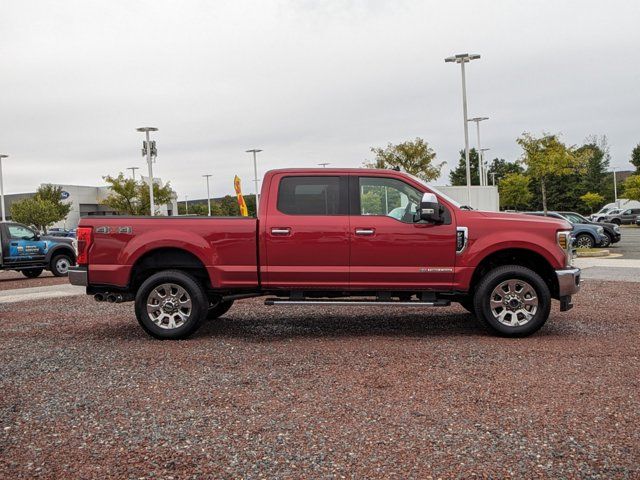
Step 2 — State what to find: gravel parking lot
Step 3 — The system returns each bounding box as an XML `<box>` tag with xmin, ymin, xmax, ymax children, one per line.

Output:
<box><xmin>1</xmin><ymin>281</ymin><xmax>638</xmax><ymax>478</ymax></box>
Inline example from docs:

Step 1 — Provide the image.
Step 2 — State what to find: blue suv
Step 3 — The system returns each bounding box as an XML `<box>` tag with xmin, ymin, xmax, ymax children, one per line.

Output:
<box><xmin>525</xmin><ymin>212</ymin><xmax>608</xmax><ymax>248</ymax></box>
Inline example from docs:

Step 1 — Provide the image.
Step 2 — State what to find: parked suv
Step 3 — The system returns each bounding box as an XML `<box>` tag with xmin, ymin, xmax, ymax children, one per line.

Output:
<box><xmin>556</xmin><ymin>212</ymin><xmax>621</xmax><ymax>247</ymax></box>
<box><xmin>601</xmin><ymin>208</ymin><xmax>640</xmax><ymax>225</ymax></box>
<box><xmin>525</xmin><ymin>212</ymin><xmax>607</xmax><ymax>248</ymax></box>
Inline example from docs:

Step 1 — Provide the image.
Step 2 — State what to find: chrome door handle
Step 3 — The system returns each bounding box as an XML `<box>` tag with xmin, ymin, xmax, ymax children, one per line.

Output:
<box><xmin>355</xmin><ymin>228</ymin><xmax>375</xmax><ymax>236</ymax></box>
<box><xmin>271</xmin><ymin>227</ymin><xmax>291</xmax><ymax>235</ymax></box>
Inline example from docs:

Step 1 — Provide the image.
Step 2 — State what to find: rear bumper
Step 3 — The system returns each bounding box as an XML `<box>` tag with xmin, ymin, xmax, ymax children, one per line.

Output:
<box><xmin>68</xmin><ymin>266</ymin><xmax>88</xmax><ymax>286</ymax></box>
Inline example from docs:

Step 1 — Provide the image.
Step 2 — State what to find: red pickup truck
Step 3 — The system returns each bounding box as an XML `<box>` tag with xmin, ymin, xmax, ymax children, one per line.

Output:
<box><xmin>69</xmin><ymin>168</ymin><xmax>580</xmax><ymax>339</ymax></box>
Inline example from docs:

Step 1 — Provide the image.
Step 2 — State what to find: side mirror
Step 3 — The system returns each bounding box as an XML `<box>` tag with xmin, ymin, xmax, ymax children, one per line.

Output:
<box><xmin>419</xmin><ymin>192</ymin><xmax>443</xmax><ymax>223</ymax></box>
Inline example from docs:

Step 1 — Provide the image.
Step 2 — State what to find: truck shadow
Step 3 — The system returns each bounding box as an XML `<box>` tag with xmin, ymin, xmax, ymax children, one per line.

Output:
<box><xmin>193</xmin><ymin>309</ymin><xmax>487</xmax><ymax>340</ymax></box>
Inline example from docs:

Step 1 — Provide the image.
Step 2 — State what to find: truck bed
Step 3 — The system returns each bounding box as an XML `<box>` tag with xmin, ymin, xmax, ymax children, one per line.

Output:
<box><xmin>81</xmin><ymin>216</ymin><xmax>258</xmax><ymax>289</ymax></box>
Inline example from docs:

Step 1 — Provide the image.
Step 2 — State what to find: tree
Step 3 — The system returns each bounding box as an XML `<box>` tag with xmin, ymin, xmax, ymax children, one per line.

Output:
<box><xmin>576</xmin><ymin>137</ymin><xmax>610</xmax><ymax>196</ymax></box>
<box><xmin>631</xmin><ymin>144</ymin><xmax>640</xmax><ymax>174</ymax></box>
<box><xmin>516</xmin><ymin>133</ymin><xmax>585</xmax><ymax>214</ymax></box>
<box><xmin>622</xmin><ymin>175</ymin><xmax>640</xmax><ymax>201</ymax></box>
<box><xmin>10</xmin><ymin>184</ymin><xmax>72</xmax><ymax>232</ymax></box>
<box><xmin>365</xmin><ymin>138</ymin><xmax>443</xmax><ymax>182</ymax></box>
<box><xmin>35</xmin><ymin>184</ymin><xmax>72</xmax><ymax>220</ymax></box>
<box><xmin>485</xmin><ymin>158</ymin><xmax>524</xmax><ymax>185</ymax></box>
<box><xmin>499</xmin><ymin>173</ymin><xmax>532</xmax><ymax>211</ymax></box>
<box><xmin>102</xmin><ymin>173</ymin><xmax>174</xmax><ymax>215</ymax></box>
<box><xmin>11</xmin><ymin>198</ymin><xmax>61</xmax><ymax>233</ymax></box>
<box><xmin>580</xmin><ymin>192</ymin><xmax>605</xmax><ymax>213</ymax></box>
<box><xmin>449</xmin><ymin>148</ymin><xmax>480</xmax><ymax>186</ymax></box>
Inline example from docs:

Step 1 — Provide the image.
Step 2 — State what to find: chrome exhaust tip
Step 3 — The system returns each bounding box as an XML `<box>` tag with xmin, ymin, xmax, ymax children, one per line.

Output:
<box><xmin>94</xmin><ymin>293</ymin><xmax>106</xmax><ymax>302</ymax></box>
<box><xmin>106</xmin><ymin>294</ymin><xmax>118</xmax><ymax>303</ymax></box>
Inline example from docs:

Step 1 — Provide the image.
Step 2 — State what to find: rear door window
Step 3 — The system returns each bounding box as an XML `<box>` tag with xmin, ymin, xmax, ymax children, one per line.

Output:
<box><xmin>277</xmin><ymin>176</ymin><xmax>348</xmax><ymax>215</ymax></box>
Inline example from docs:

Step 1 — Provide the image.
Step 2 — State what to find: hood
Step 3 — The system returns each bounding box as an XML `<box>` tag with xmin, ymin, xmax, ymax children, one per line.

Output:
<box><xmin>468</xmin><ymin>210</ymin><xmax>572</xmax><ymax>229</ymax></box>
<box><xmin>42</xmin><ymin>235</ymin><xmax>74</xmax><ymax>245</ymax></box>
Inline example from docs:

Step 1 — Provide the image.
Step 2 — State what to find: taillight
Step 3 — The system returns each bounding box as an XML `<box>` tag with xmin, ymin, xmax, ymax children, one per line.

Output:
<box><xmin>76</xmin><ymin>226</ymin><xmax>93</xmax><ymax>265</ymax></box>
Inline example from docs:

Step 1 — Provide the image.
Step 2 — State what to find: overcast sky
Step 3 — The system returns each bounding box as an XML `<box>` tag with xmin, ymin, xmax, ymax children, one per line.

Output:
<box><xmin>1</xmin><ymin>0</ymin><xmax>639</xmax><ymax>200</ymax></box>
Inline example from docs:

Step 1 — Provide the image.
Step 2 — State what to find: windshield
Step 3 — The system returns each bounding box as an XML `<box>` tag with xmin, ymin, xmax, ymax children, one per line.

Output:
<box><xmin>562</xmin><ymin>212</ymin><xmax>588</xmax><ymax>224</ymax></box>
<box><xmin>405</xmin><ymin>173</ymin><xmax>464</xmax><ymax>209</ymax></box>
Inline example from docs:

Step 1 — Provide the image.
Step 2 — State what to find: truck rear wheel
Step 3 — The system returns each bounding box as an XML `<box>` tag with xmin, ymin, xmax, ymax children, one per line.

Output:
<box><xmin>134</xmin><ymin>270</ymin><xmax>208</xmax><ymax>340</ymax></box>
<box><xmin>22</xmin><ymin>268</ymin><xmax>43</xmax><ymax>278</ymax></box>
<box><xmin>207</xmin><ymin>299</ymin><xmax>234</xmax><ymax>320</ymax></box>
<box><xmin>473</xmin><ymin>265</ymin><xmax>551</xmax><ymax>337</ymax></box>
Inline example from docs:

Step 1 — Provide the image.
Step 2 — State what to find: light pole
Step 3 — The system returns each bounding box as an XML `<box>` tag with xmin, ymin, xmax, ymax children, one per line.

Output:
<box><xmin>490</xmin><ymin>172</ymin><xmax>497</xmax><ymax>186</ymax></box>
<box><xmin>480</xmin><ymin>148</ymin><xmax>491</xmax><ymax>186</ymax></box>
<box><xmin>446</xmin><ymin>53</ymin><xmax>481</xmax><ymax>205</ymax></box>
<box><xmin>137</xmin><ymin>127</ymin><xmax>158</xmax><ymax>216</ymax></box>
<box><xmin>318</xmin><ymin>163</ymin><xmax>330</xmax><ymax>168</ymax></box>
<box><xmin>185</xmin><ymin>195</ymin><xmax>189</xmax><ymax>215</ymax></box>
<box><xmin>613</xmin><ymin>167</ymin><xmax>618</xmax><ymax>207</ymax></box>
<box><xmin>468</xmin><ymin>117</ymin><xmax>489</xmax><ymax>186</ymax></box>
<box><xmin>203</xmin><ymin>174</ymin><xmax>212</xmax><ymax>216</ymax></box>
<box><xmin>246</xmin><ymin>149</ymin><xmax>262</xmax><ymax>215</ymax></box>
<box><xmin>127</xmin><ymin>166</ymin><xmax>140</xmax><ymax>181</ymax></box>
<box><xmin>0</xmin><ymin>154</ymin><xmax>7</xmax><ymax>222</ymax></box>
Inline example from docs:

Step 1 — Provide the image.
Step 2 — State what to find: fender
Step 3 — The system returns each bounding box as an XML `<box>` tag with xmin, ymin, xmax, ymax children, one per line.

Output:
<box><xmin>123</xmin><ymin>228</ymin><xmax>212</xmax><ymax>268</ymax></box>
<box><xmin>44</xmin><ymin>243</ymin><xmax>76</xmax><ymax>264</ymax></box>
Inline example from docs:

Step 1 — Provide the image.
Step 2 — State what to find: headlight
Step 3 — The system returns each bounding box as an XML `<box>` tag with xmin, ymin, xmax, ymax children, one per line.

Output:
<box><xmin>557</xmin><ymin>230</ymin><xmax>574</xmax><ymax>266</ymax></box>
<box><xmin>72</xmin><ymin>239</ymin><xmax>78</xmax><ymax>255</ymax></box>
<box><xmin>614</xmin><ymin>225</ymin><xmax>620</xmax><ymax>232</ymax></box>
<box><xmin>597</xmin><ymin>227</ymin><xmax>604</xmax><ymax>235</ymax></box>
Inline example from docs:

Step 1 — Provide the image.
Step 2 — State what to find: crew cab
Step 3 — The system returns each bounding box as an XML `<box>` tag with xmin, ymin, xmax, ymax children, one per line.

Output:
<box><xmin>1</xmin><ymin>221</ymin><xmax>76</xmax><ymax>277</ymax></box>
<box><xmin>69</xmin><ymin>168</ymin><xmax>580</xmax><ymax>339</ymax></box>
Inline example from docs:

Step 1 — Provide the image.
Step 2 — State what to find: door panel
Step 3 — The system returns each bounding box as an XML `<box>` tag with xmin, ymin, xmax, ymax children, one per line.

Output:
<box><xmin>262</xmin><ymin>175</ymin><xmax>350</xmax><ymax>288</ymax></box>
<box><xmin>3</xmin><ymin>224</ymin><xmax>47</xmax><ymax>264</ymax></box>
<box><xmin>349</xmin><ymin>176</ymin><xmax>456</xmax><ymax>290</ymax></box>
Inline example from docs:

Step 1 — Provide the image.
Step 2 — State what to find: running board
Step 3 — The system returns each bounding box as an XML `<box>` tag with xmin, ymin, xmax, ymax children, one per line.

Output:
<box><xmin>264</xmin><ymin>298</ymin><xmax>450</xmax><ymax>307</ymax></box>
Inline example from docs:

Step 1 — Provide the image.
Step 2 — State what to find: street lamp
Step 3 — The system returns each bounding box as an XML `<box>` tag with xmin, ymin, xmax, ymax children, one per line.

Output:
<box><xmin>612</xmin><ymin>167</ymin><xmax>618</xmax><ymax>207</ymax></box>
<box><xmin>0</xmin><ymin>154</ymin><xmax>7</xmax><ymax>222</ymax></box>
<box><xmin>490</xmin><ymin>171</ymin><xmax>497</xmax><ymax>186</ymax></box>
<box><xmin>246</xmin><ymin>149</ymin><xmax>262</xmax><ymax>215</ymax></box>
<box><xmin>127</xmin><ymin>166</ymin><xmax>140</xmax><ymax>181</ymax></box>
<box><xmin>137</xmin><ymin>127</ymin><xmax>158</xmax><ymax>216</ymax></box>
<box><xmin>480</xmin><ymin>147</ymin><xmax>491</xmax><ymax>186</ymax></box>
<box><xmin>468</xmin><ymin>117</ymin><xmax>489</xmax><ymax>186</ymax></box>
<box><xmin>445</xmin><ymin>53</ymin><xmax>481</xmax><ymax>204</ymax></box>
<box><xmin>318</xmin><ymin>163</ymin><xmax>330</xmax><ymax>168</ymax></box>
<box><xmin>185</xmin><ymin>195</ymin><xmax>189</xmax><ymax>215</ymax></box>
<box><xmin>202</xmin><ymin>174</ymin><xmax>212</xmax><ymax>216</ymax></box>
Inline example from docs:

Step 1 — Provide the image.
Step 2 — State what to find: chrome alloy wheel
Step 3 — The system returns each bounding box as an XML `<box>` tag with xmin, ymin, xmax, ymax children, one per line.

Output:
<box><xmin>55</xmin><ymin>257</ymin><xmax>71</xmax><ymax>275</ymax></box>
<box><xmin>489</xmin><ymin>279</ymin><xmax>538</xmax><ymax>327</ymax></box>
<box><xmin>576</xmin><ymin>235</ymin><xmax>594</xmax><ymax>248</ymax></box>
<box><xmin>146</xmin><ymin>283</ymin><xmax>193</xmax><ymax>329</ymax></box>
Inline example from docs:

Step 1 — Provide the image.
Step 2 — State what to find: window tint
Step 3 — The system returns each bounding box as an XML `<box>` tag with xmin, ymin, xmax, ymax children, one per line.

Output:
<box><xmin>358</xmin><ymin>177</ymin><xmax>422</xmax><ymax>223</ymax></box>
<box><xmin>277</xmin><ymin>176</ymin><xmax>346</xmax><ymax>215</ymax></box>
<box><xmin>565</xmin><ymin>213</ymin><xmax>585</xmax><ymax>223</ymax></box>
<box><xmin>8</xmin><ymin>224</ymin><xmax>36</xmax><ymax>240</ymax></box>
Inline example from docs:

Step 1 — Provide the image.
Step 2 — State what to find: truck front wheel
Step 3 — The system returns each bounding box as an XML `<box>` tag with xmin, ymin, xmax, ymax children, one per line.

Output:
<box><xmin>134</xmin><ymin>270</ymin><xmax>208</xmax><ymax>340</ymax></box>
<box><xmin>473</xmin><ymin>265</ymin><xmax>551</xmax><ymax>337</ymax></box>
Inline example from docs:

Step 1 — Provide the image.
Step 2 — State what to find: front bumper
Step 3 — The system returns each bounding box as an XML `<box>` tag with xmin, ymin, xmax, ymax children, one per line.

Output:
<box><xmin>556</xmin><ymin>267</ymin><xmax>581</xmax><ymax>311</ymax></box>
<box><xmin>68</xmin><ymin>266</ymin><xmax>88</xmax><ymax>286</ymax></box>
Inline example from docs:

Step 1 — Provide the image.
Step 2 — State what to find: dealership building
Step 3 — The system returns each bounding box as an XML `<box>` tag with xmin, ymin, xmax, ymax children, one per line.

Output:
<box><xmin>4</xmin><ymin>177</ymin><xmax>178</xmax><ymax>229</ymax></box>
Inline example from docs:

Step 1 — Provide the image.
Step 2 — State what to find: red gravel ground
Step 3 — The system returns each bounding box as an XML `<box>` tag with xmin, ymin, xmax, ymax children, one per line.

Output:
<box><xmin>0</xmin><ymin>271</ymin><xmax>68</xmax><ymax>291</ymax></box>
<box><xmin>1</xmin><ymin>280</ymin><xmax>638</xmax><ymax>478</ymax></box>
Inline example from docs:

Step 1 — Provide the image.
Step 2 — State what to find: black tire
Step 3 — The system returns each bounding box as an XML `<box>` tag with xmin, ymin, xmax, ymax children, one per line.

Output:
<box><xmin>22</xmin><ymin>268</ymin><xmax>44</xmax><ymax>278</ymax></box>
<box><xmin>207</xmin><ymin>299</ymin><xmax>234</xmax><ymax>320</ymax></box>
<box><xmin>601</xmin><ymin>232</ymin><xmax>612</xmax><ymax>248</ymax></box>
<box><xmin>473</xmin><ymin>265</ymin><xmax>551</xmax><ymax>337</ymax></box>
<box><xmin>574</xmin><ymin>233</ymin><xmax>594</xmax><ymax>249</ymax></box>
<box><xmin>134</xmin><ymin>270</ymin><xmax>208</xmax><ymax>340</ymax></box>
<box><xmin>458</xmin><ymin>296</ymin><xmax>476</xmax><ymax>315</ymax></box>
<box><xmin>50</xmin><ymin>253</ymin><xmax>73</xmax><ymax>277</ymax></box>
<box><xmin>611</xmin><ymin>218</ymin><xmax>621</xmax><ymax>225</ymax></box>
